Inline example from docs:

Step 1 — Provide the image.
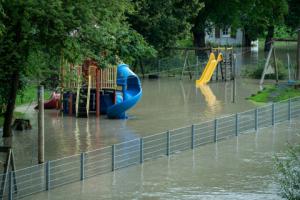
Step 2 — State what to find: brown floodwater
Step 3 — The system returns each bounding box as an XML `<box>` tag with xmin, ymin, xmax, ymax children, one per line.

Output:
<box><xmin>8</xmin><ymin>77</ymin><xmax>260</xmax><ymax>168</ymax></box>
<box><xmin>23</xmin><ymin>119</ymin><xmax>300</xmax><ymax>200</ymax></box>
<box><xmin>2</xmin><ymin>44</ymin><xmax>298</xmax><ymax>169</ymax></box>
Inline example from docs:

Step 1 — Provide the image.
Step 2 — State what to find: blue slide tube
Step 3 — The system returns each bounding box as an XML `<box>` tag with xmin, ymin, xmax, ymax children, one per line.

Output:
<box><xmin>107</xmin><ymin>64</ymin><xmax>142</xmax><ymax>119</ymax></box>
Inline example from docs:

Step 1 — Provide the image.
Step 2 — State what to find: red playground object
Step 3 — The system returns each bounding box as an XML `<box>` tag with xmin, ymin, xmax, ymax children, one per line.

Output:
<box><xmin>35</xmin><ymin>92</ymin><xmax>60</xmax><ymax>109</ymax></box>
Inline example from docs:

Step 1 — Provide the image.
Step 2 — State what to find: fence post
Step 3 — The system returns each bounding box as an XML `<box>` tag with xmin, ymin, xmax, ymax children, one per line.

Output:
<box><xmin>38</xmin><ymin>85</ymin><xmax>45</xmax><ymax>164</ymax></box>
<box><xmin>288</xmin><ymin>99</ymin><xmax>291</xmax><ymax>120</ymax></box>
<box><xmin>191</xmin><ymin>124</ymin><xmax>195</xmax><ymax>149</ymax></box>
<box><xmin>8</xmin><ymin>171</ymin><xmax>12</xmax><ymax>200</ymax></box>
<box><xmin>255</xmin><ymin>108</ymin><xmax>258</xmax><ymax>131</ymax></box>
<box><xmin>112</xmin><ymin>144</ymin><xmax>115</xmax><ymax>171</ymax></box>
<box><xmin>166</xmin><ymin>131</ymin><xmax>170</xmax><ymax>156</ymax></box>
<box><xmin>214</xmin><ymin>119</ymin><xmax>218</xmax><ymax>142</ymax></box>
<box><xmin>272</xmin><ymin>103</ymin><xmax>275</xmax><ymax>125</ymax></box>
<box><xmin>235</xmin><ymin>113</ymin><xmax>239</xmax><ymax>136</ymax></box>
<box><xmin>140</xmin><ymin>138</ymin><xmax>144</xmax><ymax>164</ymax></box>
<box><xmin>80</xmin><ymin>153</ymin><xmax>85</xmax><ymax>180</ymax></box>
<box><xmin>46</xmin><ymin>161</ymin><xmax>50</xmax><ymax>190</ymax></box>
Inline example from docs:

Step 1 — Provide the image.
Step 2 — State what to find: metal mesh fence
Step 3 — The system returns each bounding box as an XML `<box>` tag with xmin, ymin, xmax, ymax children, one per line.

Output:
<box><xmin>85</xmin><ymin>146</ymin><xmax>112</xmax><ymax>178</ymax></box>
<box><xmin>49</xmin><ymin>154</ymin><xmax>81</xmax><ymax>189</ymax></box>
<box><xmin>194</xmin><ymin>120</ymin><xmax>215</xmax><ymax>146</ymax></box>
<box><xmin>143</xmin><ymin>132</ymin><xmax>168</xmax><ymax>161</ymax></box>
<box><xmin>2</xmin><ymin>96</ymin><xmax>300</xmax><ymax>199</ymax></box>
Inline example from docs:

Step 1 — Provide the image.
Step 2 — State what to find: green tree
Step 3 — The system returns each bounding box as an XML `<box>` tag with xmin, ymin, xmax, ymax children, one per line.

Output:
<box><xmin>128</xmin><ymin>0</ymin><xmax>202</xmax><ymax>54</ymax></box>
<box><xmin>239</xmin><ymin>0</ymin><xmax>288</xmax><ymax>49</ymax></box>
<box><xmin>263</xmin><ymin>0</ymin><xmax>288</xmax><ymax>51</ymax></box>
<box><xmin>285</xmin><ymin>0</ymin><xmax>300</xmax><ymax>30</ymax></box>
<box><xmin>0</xmin><ymin>0</ymin><xmax>153</xmax><ymax>137</ymax></box>
<box><xmin>190</xmin><ymin>0</ymin><xmax>240</xmax><ymax>51</ymax></box>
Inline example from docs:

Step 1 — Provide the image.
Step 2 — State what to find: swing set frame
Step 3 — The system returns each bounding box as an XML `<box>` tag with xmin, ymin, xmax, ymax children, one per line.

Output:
<box><xmin>260</xmin><ymin>38</ymin><xmax>297</xmax><ymax>86</ymax></box>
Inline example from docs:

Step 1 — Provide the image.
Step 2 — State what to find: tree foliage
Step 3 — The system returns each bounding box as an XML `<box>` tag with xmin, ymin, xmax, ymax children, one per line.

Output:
<box><xmin>275</xmin><ymin>145</ymin><xmax>300</xmax><ymax>199</ymax></box>
<box><xmin>128</xmin><ymin>0</ymin><xmax>202</xmax><ymax>54</ymax></box>
<box><xmin>285</xmin><ymin>0</ymin><xmax>300</xmax><ymax>31</ymax></box>
<box><xmin>240</xmin><ymin>0</ymin><xmax>288</xmax><ymax>48</ymax></box>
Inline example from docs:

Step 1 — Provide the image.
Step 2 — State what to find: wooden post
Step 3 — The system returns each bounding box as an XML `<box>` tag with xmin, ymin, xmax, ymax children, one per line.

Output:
<box><xmin>224</xmin><ymin>47</ymin><xmax>227</xmax><ymax>81</ymax></box>
<box><xmin>96</xmin><ymin>69</ymin><xmax>100</xmax><ymax>117</ymax></box>
<box><xmin>297</xmin><ymin>29</ymin><xmax>300</xmax><ymax>80</ymax></box>
<box><xmin>68</xmin><ymin>93</ymin><xmax>73</xmax><ymax>116</ymax></box>
<box><xmin>38</xmin><ymin>85</ymin><xmax>45</xmax><ymax>164</ymax></box>
<box><xmin>60</xmin><ymin>60</ymin><xmax>64</xmax><ymax>112</ymax></box>
<box><xmin>216</xmin><ymin>49</ymin><xmax>219</xmax><ymax>81</ymax></box>
<box><xmin>272</xmin><ymin>46</ymin><xmax>279</xmax><ymax>83</ymax></box>
<box><xmin>260</xmin><ymin>43</ymin><xmax>273</xmax><ymax>85</ymax></box>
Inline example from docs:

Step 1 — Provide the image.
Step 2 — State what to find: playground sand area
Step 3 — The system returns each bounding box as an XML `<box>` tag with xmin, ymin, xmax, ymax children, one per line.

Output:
<box><xmin>2</xmin><ymin>77</ymin><xmax>261</xmax><ymax>169</ymax></box>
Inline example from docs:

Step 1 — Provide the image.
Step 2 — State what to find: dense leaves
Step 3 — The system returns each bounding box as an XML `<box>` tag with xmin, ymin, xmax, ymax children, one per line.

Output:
<box><xmin>128</xmin><ymin>0</ymin><xmax>203</xmax><ymax>54</ymax></box>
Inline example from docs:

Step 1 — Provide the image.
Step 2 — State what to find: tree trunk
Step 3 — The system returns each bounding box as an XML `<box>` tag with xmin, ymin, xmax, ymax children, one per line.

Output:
<box><xmin>3</xmin><ymin>71</ymin><xmax>20</xmax><ymax>137</ymax></box>
<box><xmin>139</xmin><ymin>57</ymin><xmax>145</xmax><ymax>78</ymax></box>
<box><xmin>264</xmin><ymin>26</ymin><xmax>274</xmax><ymax>52</ymax></box>
<box><xmin>193</xmin><ymin>28</ymin><xmax>206</xmax><ymax>49</ymax></box>
<box><xmin>192</xmin><ymin>15</ymin><xmax>207</xmax><ymax>59</ymax></box>
<box><xmin>244</xmin><ymin>32</ymin><xmax>252</xmax><ymax>47</ymax></box>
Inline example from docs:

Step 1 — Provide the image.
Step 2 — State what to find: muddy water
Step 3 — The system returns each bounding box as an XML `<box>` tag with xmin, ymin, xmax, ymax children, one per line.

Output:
<box><xmin>0</xmin><ymin>44</ymin><xmax>295</xmax><ymax>168</ymax></box>
<box><xmin>24</xmin><ymin>119</ymin><xmax>300</xmax><ymax>200</ymax></box>
<box><xmin>7</xmin><ymin>77</ymin><xmax>260</xmax><ymax>168</ymax></box>
<box><xmin>2</xmin><ymin>45</ymin><xmax>297</xmax><ymax>168</ymax></box>
<box><xmin>0</xmin><ymin>44</ymin><xmax>298</xmax><ymax>199</ymax></box>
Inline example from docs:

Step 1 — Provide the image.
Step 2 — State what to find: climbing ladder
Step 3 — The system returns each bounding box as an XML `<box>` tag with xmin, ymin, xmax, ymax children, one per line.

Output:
<box><xmin>76</xmin><ymin>75</ymin><xmax>91</xmax><ymax>118</ymax></box>
<box><xmin>220</xmin><ymin>52</ymin><xmax>233</xmax><ymax>81</ymax></box>
<box><xmin>213</xmin><ymin>47</ymin><xmax>234</xmax><ymax>81</ymax></box>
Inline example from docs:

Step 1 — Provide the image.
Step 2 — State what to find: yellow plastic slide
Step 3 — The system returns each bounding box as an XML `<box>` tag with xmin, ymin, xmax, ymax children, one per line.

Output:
<box><xmin>196</xmin><ymin>53</ymin><xmax>223</xmax><ymax>85</ymax></box>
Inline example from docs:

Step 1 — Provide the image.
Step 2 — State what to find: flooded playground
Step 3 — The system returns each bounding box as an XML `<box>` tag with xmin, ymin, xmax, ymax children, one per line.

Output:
<box><xmin>9</xmin><ymin>77</ymin><xmax>260</xmax><ymax>168</ymax></box>
<box><xmin>23</xmin><ymin>119</ymin><xmax>300</xmax><ymax>200</ymax></box>
<box><xmin>0</xmin><ymin>45</ymin><xmax>298</xmax><ymax>199</ymax></box>
<box><xmin>3</xmin><ymin>45</ymin><xmax>298</xmax><ymax>168</ymax></box>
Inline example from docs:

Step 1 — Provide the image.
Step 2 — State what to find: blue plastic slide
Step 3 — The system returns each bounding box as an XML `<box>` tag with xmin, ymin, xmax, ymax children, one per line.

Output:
<box><xmin>107</xmin><ymin>64</ymin><xmax>142</xmax><ymax>119</ymax></box>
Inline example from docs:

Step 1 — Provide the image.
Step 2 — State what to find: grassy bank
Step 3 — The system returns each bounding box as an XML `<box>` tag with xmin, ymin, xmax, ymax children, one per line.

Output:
<box><xmin>0</xmin><ymin>86</ymin><xmax>52</xmax><ymax>128</ymax></box>
<box><xmin>16</xmin><ymin>85</ymin><xmax>51</xmax><ymax>106</ymax></box>
<box><xmin>248</xmin><ymin>84</ymin><xmax>300</xmax><ymax>103</ymax></box>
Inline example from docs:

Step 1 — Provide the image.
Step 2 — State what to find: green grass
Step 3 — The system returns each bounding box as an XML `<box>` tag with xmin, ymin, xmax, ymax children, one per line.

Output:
<box><xmin>0</xmin><ymin>86</ymin><xmax>52</xmax><ymax>128</ymax></box>
<box><xmin>248</xmin><ymin>84</ymin><xmax>300</xmax><ymax>103</ymax></box>
<box><xmin>16</xmin><ymin>85</ymin><xmax>51</xmax><ymax>106</ymax></box>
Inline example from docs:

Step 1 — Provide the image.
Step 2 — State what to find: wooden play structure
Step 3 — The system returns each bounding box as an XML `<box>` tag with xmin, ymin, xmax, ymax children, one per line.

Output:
<box><xmin>179</xmin><ymin>47</ymin><xmax>235</xmax><ymax>81</ymax></box>
<box><xmin>260</xmin><ymin>38</ymin><xmax>298</xmax><ymax>86</ymax></box>
<box><xmin>61</xmin><ymin>60</ymin><xmax>117</xmax><ymax>118</ymax></box>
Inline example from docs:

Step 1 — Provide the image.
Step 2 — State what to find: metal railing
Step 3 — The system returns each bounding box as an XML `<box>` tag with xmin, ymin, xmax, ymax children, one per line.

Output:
<box><xmin>2</xmin><ymin>97</ymin><xmax>300</xmax><ymax>199</ymax></box>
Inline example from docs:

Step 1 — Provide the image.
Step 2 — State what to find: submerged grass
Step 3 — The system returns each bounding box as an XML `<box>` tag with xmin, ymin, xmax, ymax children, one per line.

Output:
<box><xmin>16</xmin><ymin>85</ymin><xmax>51</xmax><ymax>106</ymax></box>
<box><xmin>248</xmin><ymin>84</ymin><xmax>300</xmax><ymax>103</ymax></box>
<box><xmin>0</xmin><ymin>86</ymin><xmax>52</xmax><ymax>128</ymax></box>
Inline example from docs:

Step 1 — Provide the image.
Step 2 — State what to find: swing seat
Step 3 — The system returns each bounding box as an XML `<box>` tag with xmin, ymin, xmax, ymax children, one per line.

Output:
<box><xmin>288</xmin><ymin>80</ymin><xmax>296</xmax><ymax>85</ymax></box>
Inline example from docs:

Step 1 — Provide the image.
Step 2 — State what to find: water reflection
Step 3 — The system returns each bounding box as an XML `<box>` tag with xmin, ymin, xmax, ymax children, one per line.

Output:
<box><xmin>197</xmin><ymin>84</ymin><xmax>222</xmax><ymax>114</ymax></box>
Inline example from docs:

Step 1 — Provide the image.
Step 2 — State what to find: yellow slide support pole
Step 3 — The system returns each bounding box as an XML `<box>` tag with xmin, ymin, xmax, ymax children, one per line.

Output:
<box><xmin>196</xmin><ymin>53</ymin><xmax>223</xmax><ymax>85</ymax></box>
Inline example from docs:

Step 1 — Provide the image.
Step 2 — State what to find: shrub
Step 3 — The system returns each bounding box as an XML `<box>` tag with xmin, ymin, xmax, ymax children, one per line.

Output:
<box><xmin>275</xmin><ymin>145</ymin><xmax>300</xmax><ymax>199</ymax></box>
